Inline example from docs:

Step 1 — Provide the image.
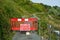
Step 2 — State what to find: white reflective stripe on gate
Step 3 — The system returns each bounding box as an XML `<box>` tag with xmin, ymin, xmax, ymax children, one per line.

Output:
<box><xmin>25</xmin><ymin>19</ymin><xmax>28</xmax><ymax>21</ymax></box>
<box><xmin>18</xmin><ymin>19</ymin><xmax>21</xmax><ymax>21</ymax></box>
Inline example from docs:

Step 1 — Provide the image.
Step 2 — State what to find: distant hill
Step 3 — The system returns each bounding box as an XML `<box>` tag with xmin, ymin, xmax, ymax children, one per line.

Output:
<box><xmin>0</xmin><ymin>0</ymin><xmax>60</xmax><ymax>40</ymax></box>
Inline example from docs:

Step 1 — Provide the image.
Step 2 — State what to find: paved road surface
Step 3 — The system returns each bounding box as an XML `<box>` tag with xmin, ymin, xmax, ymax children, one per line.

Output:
<box><xmin>12</xmin><ymin>32</ymin><xmax>41</xmax><ymax>40</ymax></box>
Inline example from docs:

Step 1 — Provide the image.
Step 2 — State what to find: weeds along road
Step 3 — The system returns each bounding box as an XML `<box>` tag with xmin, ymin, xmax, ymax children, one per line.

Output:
<box><xmin>12</xmin><ymin>32</ymin><xmax>41</xmax><ymax>40</ymax></box>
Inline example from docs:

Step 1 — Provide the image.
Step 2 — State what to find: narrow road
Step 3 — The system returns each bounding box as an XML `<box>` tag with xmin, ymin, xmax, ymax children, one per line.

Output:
<box><xmin>12</xmin><ymin>32</ymin><xmax>41</xmax><ymax>40</ymax></box>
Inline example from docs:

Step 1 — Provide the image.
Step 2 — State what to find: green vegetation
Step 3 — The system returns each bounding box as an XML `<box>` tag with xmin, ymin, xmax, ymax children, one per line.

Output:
<box><xmin>0</xmin><ymin>0</ymin><xmax>60</xmax><ymax>40</ymax></box>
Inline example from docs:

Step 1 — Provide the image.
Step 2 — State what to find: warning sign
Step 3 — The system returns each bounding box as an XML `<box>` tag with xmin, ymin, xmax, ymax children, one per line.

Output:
<box><xmin>20</xmin><ymin>24</ymin><xmax>30</xmax><ymax>31</ymax></box>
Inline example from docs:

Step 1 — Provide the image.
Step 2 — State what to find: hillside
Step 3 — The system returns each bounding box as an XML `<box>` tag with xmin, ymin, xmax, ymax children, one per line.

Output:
<box><xmin>0</xmin><ymin>0</ymin><xmax>60</xmax><ymax>40</ymax></box>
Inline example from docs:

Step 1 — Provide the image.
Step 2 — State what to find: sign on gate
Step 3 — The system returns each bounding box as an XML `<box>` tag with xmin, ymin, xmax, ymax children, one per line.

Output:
<box><xmin>20</xmin><ymin>24</ymin><xmax>30</xmax><ymax>31</ymax></box>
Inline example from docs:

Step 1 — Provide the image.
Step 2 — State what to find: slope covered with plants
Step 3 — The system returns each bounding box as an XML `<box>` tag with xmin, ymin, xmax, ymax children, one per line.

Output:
<box><xmin>0</xmin><ymin>0</ymin><xmax>60</xmax><ymax>40</ymax></box>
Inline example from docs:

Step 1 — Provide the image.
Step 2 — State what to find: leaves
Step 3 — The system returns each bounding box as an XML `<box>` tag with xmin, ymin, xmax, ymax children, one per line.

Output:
<box><xmin>0</xmin><ymin>0</ymin><xmax>60</xmax><ymax>40</ymax></box>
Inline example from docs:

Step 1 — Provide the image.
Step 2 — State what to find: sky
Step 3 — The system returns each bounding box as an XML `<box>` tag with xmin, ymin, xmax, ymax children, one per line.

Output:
<box><xmin>31</xmin><ymin>0</ymin><xmax>60</xmax><ymax>7</ymax></box>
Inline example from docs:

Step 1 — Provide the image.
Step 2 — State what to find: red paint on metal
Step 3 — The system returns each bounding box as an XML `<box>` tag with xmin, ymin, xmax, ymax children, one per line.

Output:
<box><xmin>12</xmin><ymin>27</ymin><xmax>20</xmax><ymax>30</ymax></box>
<box><xmin>30</xmin><ymin>27</ymin><xmax>37</xmax><ymax>30</ymax></box>
<box><xmin>11</xmin><ymin>18</ymin><xmax>38</xmax><ymax>31</ymax></box>
<box><xmin>29</xmin><ymin>18</ymin><xmax>37</xmax><ymax>21</ymax></box>
<box><xmin>11</xmin><ymin>18</ymin><xmax>17</xmax><ymax>21</ymax></box>
<box><xmin>21</xmin><ymin>18</ymin><xmax>25</xmax><ymax>22</ymax></box>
